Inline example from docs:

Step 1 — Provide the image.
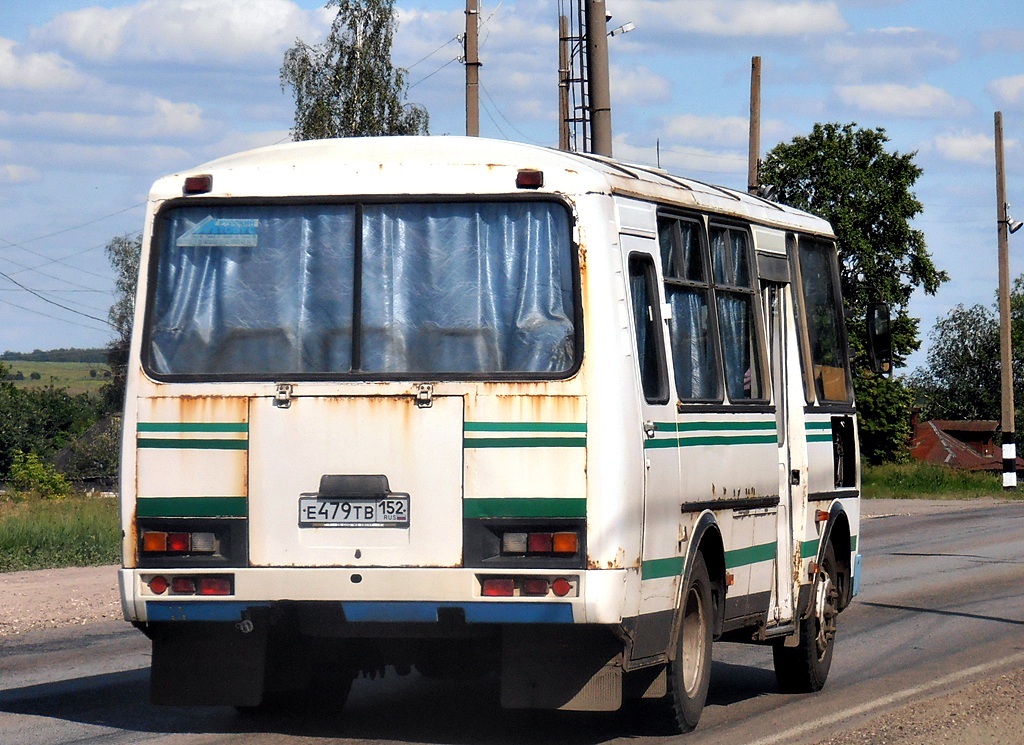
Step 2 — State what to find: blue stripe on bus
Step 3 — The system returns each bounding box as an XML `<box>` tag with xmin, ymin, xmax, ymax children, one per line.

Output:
<box><xmin>342</xmin><ymin>601</ymin><xmax>574</xmax><ymax>624</ymax></box>
<box><xmin>146</xmin><ymin>601</ymin><xmax>269</xmax><ymax>622</ymax></box>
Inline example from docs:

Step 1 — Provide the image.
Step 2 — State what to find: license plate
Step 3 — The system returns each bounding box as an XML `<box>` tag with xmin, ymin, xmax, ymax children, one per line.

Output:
<box><xmin>298</xmin><ymin>496</ymin><xmax>409</xmax><ymax>528</ymax></box>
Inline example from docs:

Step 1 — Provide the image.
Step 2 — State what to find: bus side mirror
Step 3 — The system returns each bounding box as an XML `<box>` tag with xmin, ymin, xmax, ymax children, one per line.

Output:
<box><xmin>867</xmin><ymin>302</ymin><xmax>892</xmax><ymax>376</ymax></box>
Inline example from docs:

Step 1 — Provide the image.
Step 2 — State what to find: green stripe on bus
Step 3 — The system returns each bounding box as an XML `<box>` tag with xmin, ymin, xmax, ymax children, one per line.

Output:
<box><xmin>801</xmin><ymin>538</ymin><xmax>820</xmax><ymax>559</ymax></box>
<box><xmin>137</xmin><ymin>438</ymin><xmax>248</xmax><ymax>450</ymax></box>
<box><xmin>465</xmin><ymin>437</ymin><xmax>587</xmax><ymax>449</ymax></box>
<box><xmin>805</xmin><ymin>421</ymin><xmax>832</xmax><ymax>430</ymax></box>
<box><xmin>807</xmin><ymin>434</ymin><xmax>833</xmax><ymax>442</ymax></box>
<box><xmin>726</xmin><ymin>542</ymin><xmax>777</xmax><ymax>568</ymax></box>
<box><xmin>464</xmin><ymin>498</ymin><xmax>586</xmax><ymax>519</ymax></box>
<box><xmin>138</xmin><ymin>422</ymin><xmax>248</xmax><ymax>433</ymax></box>
<box><xmin>645</xmin><ymin>434</ymin><xmax>778</xmax><ymax>449</ymax></box>
<box><xmin>851</xmin><ymin>535</ymin><xmax>858</xmax><ymax>551</ymax></box>
<box><xmin>641</xmin><ymin>556</ymin><xmax>685</xmax><ymax>581</ymax></box>
<box><xmin>137</xmin><ymin>496</ymin><xmax>247</xmax><ymax>518</ymax></box>
<box><xmin>654</xmin><ymin>420</ymin><xmax>776</xmax><ymax>432</ymax></box>
<box><xmin>464</xmin><ymin>422</ymin><xmax>586</xmax><ymax>433</ymax></box>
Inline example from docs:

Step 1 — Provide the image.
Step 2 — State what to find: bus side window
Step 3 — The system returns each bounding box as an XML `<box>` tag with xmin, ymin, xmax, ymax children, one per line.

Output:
<box><xmin>796</xmin><ymin>238</ymin><xmax>852</xmax><ymax>403</ymax></box>
<box><xmin>709</xmin><ymin>225</ymin><xmax>767</xmax><ymax>401</ymax></box>
<box><xmin>628</xmin><ymin>255</ymin><xmax>669</xmax><ymax>404</ymax></box>
<box><xmin>657</xmin><ymin>215</ymin><xmax>721</xmax><ymax>401</ymax></box>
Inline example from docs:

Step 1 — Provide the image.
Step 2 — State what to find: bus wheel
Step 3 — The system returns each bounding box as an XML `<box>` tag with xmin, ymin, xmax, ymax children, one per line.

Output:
<box><xmin>668</xmin><ymin>551</ymin><xmax>713</xmax><ymax>732</ymax></box>
<box><xmin>773</xmin><ymin>542</ymin><xmax>838</xmax><ymax>693</ymax></box>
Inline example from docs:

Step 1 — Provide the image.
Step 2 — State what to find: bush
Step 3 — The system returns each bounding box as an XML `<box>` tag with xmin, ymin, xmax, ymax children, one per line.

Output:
<box><xmin>7</xmin><ymin>450</ymin><xmax>71</xmax><ymax>498</ymax></box>
<box><xmin>0</xmin><ymin>492</ymin><xmax>119</xmax><ymax>572</ymax></box>
<box><xmin>862</xmin><ymin>461</ymin><xmax>1004</xmax><ymax>499</ymax></box>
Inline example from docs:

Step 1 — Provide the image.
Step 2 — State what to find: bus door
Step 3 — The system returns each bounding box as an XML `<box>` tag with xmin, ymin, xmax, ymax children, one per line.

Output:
<box><xmin>765</xmin><ymin>281</ymin><xmax>800</xmax><ymax>628</ymax></box>
<box><xmin>623</xmin><ymin>237</ymin><xmax>680</xmax><ymax>660</ymax></box>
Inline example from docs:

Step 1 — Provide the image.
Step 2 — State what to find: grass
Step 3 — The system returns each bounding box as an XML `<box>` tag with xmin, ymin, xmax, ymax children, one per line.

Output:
<box><xmin>0</xmin><ymin>491</ymin><xmax>120</xmax><ymax>573</ymax></box>
<box><xmin>861</xmin><ymin>461</ymin><xmax>1009</xmax><ymax>500</ymax></box>
<box><xmin>4</xmin><ymin>361</ymin><xmax>112</xmax><ymax>396</ymax></box>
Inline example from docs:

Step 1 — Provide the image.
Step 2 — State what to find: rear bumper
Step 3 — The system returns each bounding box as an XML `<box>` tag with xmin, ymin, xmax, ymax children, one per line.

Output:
<box><xmin>120</xmin><ymin>566</ymin><xmax>630</xmax><ymax>626</ymax></box>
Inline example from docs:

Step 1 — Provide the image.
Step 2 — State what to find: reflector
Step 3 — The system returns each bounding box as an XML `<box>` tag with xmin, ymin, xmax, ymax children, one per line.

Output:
<box><xmin>198</xmin><ymin>577</ymin><xmax>232</xmax><ymax>596</ymax></box>
<box><xmin>167</xmin><ymin>533</ymin><xmax>191</xmax><ymax>552</ymax></box>
<box><xmin>142</xmin><ymin>532</ymin><xmax>167</xmax><ymax>553</ymax></box>
<box><xmin>502</xmin><ymin>532</ymin><xmax>528</xmax><ymax>554</ymax></box>
<box><xmin>528</xmin><ymin>533</ymin><xmax>553</xmax><ymax>553</ymax></box>
<box><xmin>521</xmin><ymin>578</ymin><xmax>549</xmax><ymax>596</ymax></box>
<box><xmin>551</xmin><ymin>578</ymin><xmax>572</xmax><ymax>597</ymax></box>
<box><xmin>552</xmin><ymin>532</ymin><xmax>578</xmax><ymax>554</ymax></box>
<box><xmin>171</xmin><ymin>577</ymin><xmax>196</xmax><ymax>595</ymax></box>
<box><xmin>515</xmin><ymin>169</ymin><xmax>544</xmax><ymax>189</ymax></box>
<box><xmin>482</xmin><ymin>578</ymin><xmax>515</xmax><ymax>597</ymax></box>
<box><xmin>148</xmin><ymin>576</ymin><xmax>169</xmax><ymax>595</ymax></box>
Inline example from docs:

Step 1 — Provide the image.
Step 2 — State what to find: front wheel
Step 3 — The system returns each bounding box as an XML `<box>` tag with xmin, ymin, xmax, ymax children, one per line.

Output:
<box><xmin>773</xmin><ymin>542</ymin><xmax>838</xmax><ymax>693</ymax></box>
<box><xmin>667</xmin><ymin>551</ymin><xmax>714</xmax><ymax>732</ymax></box>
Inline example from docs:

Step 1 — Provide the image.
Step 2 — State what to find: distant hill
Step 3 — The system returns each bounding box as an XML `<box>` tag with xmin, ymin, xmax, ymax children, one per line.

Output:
<box><xmin>0</xmin><ymin>347</ymin><xmax>108</xmax><ymax>363</ymax></box>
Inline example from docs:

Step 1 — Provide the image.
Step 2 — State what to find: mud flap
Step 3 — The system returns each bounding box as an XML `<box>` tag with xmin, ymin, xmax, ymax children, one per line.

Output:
<box><xmin>500</xmin><ymin>626</ymin><xmax>623</xmax><ymax>711</ymax></box>
<box><xmin>150</xmin><ymin>622</ymin><xmax>268</xmax><ymax>706</ymax></box>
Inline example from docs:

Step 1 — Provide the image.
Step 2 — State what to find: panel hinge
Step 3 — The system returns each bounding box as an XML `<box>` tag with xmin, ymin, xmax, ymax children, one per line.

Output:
<box><xmin>274</xmin><ymin>383</ymin><xmax>294</xmax><ymax>408</ymax></box>
<box><xmin>415</xmin><ymin>383</ymin><xmax>434</xmax><ymax>409</ymax></box>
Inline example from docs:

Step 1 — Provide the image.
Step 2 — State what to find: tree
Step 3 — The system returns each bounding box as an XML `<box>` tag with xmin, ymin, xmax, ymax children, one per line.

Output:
<box><xmin>103</xmin><ymin>233</ymin><xmax>141</xmax><ymax>412</ymax></box>
<box><xmin>280</xmin><ymin>0</ymin><xmax>428</xmax><ymax>140</ymax></box>
<box><xmin>909</xmin><ymin>275</ymin><xmax>1024</xmax><ymax>432</ymax></box>
<box><xmin>761</xmin><ymin>123</ymin><xmax>948</xmax><ymax>463</ymax></box>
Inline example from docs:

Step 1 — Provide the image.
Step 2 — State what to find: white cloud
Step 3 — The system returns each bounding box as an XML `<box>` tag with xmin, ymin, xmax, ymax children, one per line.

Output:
<box><xmin>615</xmin><ymin>0</ymin><xmax>847</xmax><ymax>38</ymax></box>
<box><xmin>611</xmin><ymin>65</ymin><xmax>671</xmax><ymax>105</ymax></box>
<box><xmin>823</xmin><ymin>28</ymin><xmax>959</xmax><ymax>83</ymax></box>
<box><xmin>662</xmin><ymin>114</ymin><xmax>750</xmax><ymax>147</ymax></box>
<box><xmin>0</xmin><ymin>164</ymin><xmax>41</xmax><ymax>185</ymax></box>
<box><xmin>0</xmin><ymin>96</ymin><xmax>207</xmax><ymax>142</ymax></box>
<box><xmin>34</xmin><ymin>0</ymin><xmax>324</xmax><ymax>66</ymax></box>
<box><xmin>932</xmin><ymin>131</ymin><xmax>995</xmax><ymax>165</ymax></box>
<box><xmin>0</xmin><ymin>38</ymin><xmax>90</xmax><ymax>91</ymax></box>
<box><xmin>835</xmin><ymin>83</ymin><xmax>966</xmax><ymax>118</ymax></box>
<box><xmin>990</xmin><ymin>75</ymin><xmax>1024</xmax><ymax>108</ymax></box>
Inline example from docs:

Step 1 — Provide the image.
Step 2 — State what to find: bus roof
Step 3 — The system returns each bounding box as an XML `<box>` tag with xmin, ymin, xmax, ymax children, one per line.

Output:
<box><xmin>151</xmin><ymin>136</ymin><xmax>834</xmax><ymax>238</ymax></box>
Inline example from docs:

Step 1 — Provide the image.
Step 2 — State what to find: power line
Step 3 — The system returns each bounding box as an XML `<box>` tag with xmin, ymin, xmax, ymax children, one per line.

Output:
<box><xmin>406</xmin><ymin>35</ymin><xmax>460</xmax><ymax>71</ymax></box>
<box><xmin>0</xmin><ymin>267</ymin><xmax>113</xmax><ymax>327</ymax></box>
<box><xmin>479</xmin><ymin>81</ymin><xmax>545</xmax><ymax>145</ymax></box>
<box><xmin>3</xmin><ymin>202</ymin><xmax>145</xmax><ymax>247</ymax></box>
<box><xmin>0</xmin><ymin>296</ymin><xmax>110</xmax><ymax>334</ymax></box>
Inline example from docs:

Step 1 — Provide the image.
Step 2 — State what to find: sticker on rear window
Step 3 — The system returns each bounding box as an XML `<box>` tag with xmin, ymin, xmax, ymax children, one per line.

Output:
<box><xmin>177</xmin><ymin>216</ymin><xmax>259</xmax><ymax>247</ymax></box>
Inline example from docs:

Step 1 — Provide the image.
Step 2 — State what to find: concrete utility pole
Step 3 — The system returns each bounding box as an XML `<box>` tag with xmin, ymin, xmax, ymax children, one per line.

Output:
<box><xmin>465</xmin><ymin>0</ymin><xmax>480</xmax><ymax>137</ymax></box>
<box><xmin>748</xmin><ymin>56</ymin><xmax>761</xmax><ymax>195</ymax></box>
<box><xmin>996</xmin><ymin>111</ymin><xmax>1017</xmax><ymax>489</ymax></box>
<box><xmin>584</xmin><ymin>0</ymin><xmax>612</xmax><ymax>157</ymax></box>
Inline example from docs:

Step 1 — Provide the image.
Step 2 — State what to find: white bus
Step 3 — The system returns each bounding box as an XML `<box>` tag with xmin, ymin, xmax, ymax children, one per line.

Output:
<box><xmin>119</xmin><ymin>136</ymin><xmax>875</xmax><ymax>732</ymax></box>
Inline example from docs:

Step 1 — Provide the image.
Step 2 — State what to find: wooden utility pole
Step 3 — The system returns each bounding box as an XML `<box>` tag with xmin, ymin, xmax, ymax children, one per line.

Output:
<box><xmin>558</xmin><ymin>15</ymin><xmax>570</xmax><ymax>151</ymax></box>
<box><xmin>584</xmin><ymin>0</ymin><xmax>612</xmax><ymax>157</ymax></box>
<box><xmin>748</xmin><ymin>56</ymin><xmax>761</xmax><ymax>195</ymax></box>
<box><xmin>465</xmin><ymin>0</ymin><xmax>480</xmax><ymax>137</ymax></box>
<box><xmin>996</xmin><ymin>111</ymin><xmax>1016</xmax><ymax>489</ymax></box>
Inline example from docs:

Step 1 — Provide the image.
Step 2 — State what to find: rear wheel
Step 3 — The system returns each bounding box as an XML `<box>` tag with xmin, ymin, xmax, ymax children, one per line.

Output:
<box><xmin>665</xmin><ymin>551</ymin><xmax>714</xmax><ymax>732</ymax></box>
<box><xmin>773</xmin><ymin>542</ymin><xmax>838</xmax><ymax>693</ymax></box>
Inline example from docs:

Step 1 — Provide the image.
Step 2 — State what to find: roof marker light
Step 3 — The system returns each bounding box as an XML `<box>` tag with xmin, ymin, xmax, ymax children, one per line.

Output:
<box><xmin>183</xmin><ymin>174</ymin><xmax>213</xmax><ymax>194</ymax></box>
<box><xmin>516</xmin><ymin>169</ymin><xmax>544</xmax><ymax>189</ymax></box>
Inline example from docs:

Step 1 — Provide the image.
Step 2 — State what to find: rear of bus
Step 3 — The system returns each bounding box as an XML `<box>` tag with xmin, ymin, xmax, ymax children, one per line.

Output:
<box><xmin>118</xmin><ymin>138</ymin><xmax>631</xmax><ymax>710</ymax></box>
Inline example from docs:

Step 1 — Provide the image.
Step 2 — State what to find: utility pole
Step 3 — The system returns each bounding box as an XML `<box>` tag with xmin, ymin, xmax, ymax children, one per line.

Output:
<box><xmin>996</xmin><ymin>111</ymin><xmax>1017</xmax><ymax>489</ymax></box>
<box><xmin>584</xmin><ymin>0</ymin><xmax>612</xmax><ymax>157</ymax></box>
<box><xmin>465</xmin><ymin>0</ymin><xmax>480</xmax><ymax>137</ymax></box>
<box><xmin>558</xmin><ymin>14</ymin><xmax>570</xmax><ymax>151</ymax></box>
<box><xmin>748</xmin><ymin>56</ymin><xmax>761</xmax><ymax>195</ymax></box>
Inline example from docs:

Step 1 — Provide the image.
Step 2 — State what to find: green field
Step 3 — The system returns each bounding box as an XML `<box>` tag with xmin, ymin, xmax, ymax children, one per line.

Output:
<box><xmin>0</xmin><ymin>492</ymin><xmax>120</xmax><ymax>572</ymax></box>
<box><xmin>3</xmin><ymin>361</ymin><xmax>112</xmax><ymax>396</ymax></box>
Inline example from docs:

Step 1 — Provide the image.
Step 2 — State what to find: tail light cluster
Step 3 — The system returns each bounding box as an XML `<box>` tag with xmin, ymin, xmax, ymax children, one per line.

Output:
<box><xmin>480</xmin><ymin>575</ymin><xmax>578</xmax><ymax>598</ymax></box>
<box><xmin>500</xmin><ymin>530</ymin><xmax>579</xmax><ymax>557</ymax></box>
<box><xmin>146</xmin><ymin>574</ymin><xmax>233</xmax><ymax>596</ymax></box>
<box><xmin>141</xmin><ymin>530</ymin><xmax>219</xmax><ymax>556</ymax></box>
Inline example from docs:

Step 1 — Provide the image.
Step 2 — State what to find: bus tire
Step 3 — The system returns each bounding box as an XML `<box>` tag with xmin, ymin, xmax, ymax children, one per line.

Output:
<box><xmin>773</xmin><ymin>542</ymin><xmax>838</xmax><ymax>693</ymax></box>
<box><xmin>668</xmin><ymin>551</ymin><xmax>714</xmax><ymax>732</ymax></box>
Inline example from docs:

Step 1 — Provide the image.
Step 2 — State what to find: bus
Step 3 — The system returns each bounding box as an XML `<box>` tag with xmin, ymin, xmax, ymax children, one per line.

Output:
<box><xmin>119</xmin><ymin>136</ymin><xmax>878</xmax><ymax>732</ymax></box>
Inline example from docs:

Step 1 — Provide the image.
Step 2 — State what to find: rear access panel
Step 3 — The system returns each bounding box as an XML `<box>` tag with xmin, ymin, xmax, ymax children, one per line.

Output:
<box><xmin>247</xmin><ymin>395</ymin><xmax>464</xmax><ymax>567</ymax></box>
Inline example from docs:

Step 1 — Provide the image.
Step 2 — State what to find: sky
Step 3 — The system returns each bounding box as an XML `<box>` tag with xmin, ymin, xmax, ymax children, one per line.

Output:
<box><xmin>1</xmin><ymin>0</ymin><xmax>1022</xmax><ymax>374</ymax></box>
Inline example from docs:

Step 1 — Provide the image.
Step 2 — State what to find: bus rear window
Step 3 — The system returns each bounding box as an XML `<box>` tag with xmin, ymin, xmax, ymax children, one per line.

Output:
<box><xmin>145</xmin><ymin>201</ymin><xmax>577</xmax><ymax>379</ymax></box>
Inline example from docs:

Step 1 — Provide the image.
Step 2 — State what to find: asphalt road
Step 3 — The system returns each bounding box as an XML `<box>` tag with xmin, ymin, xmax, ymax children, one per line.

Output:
<box><xmin>2</xmin><ymin>498</ymin><xmax>1023</xmax><ymax>745</ymax></box>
